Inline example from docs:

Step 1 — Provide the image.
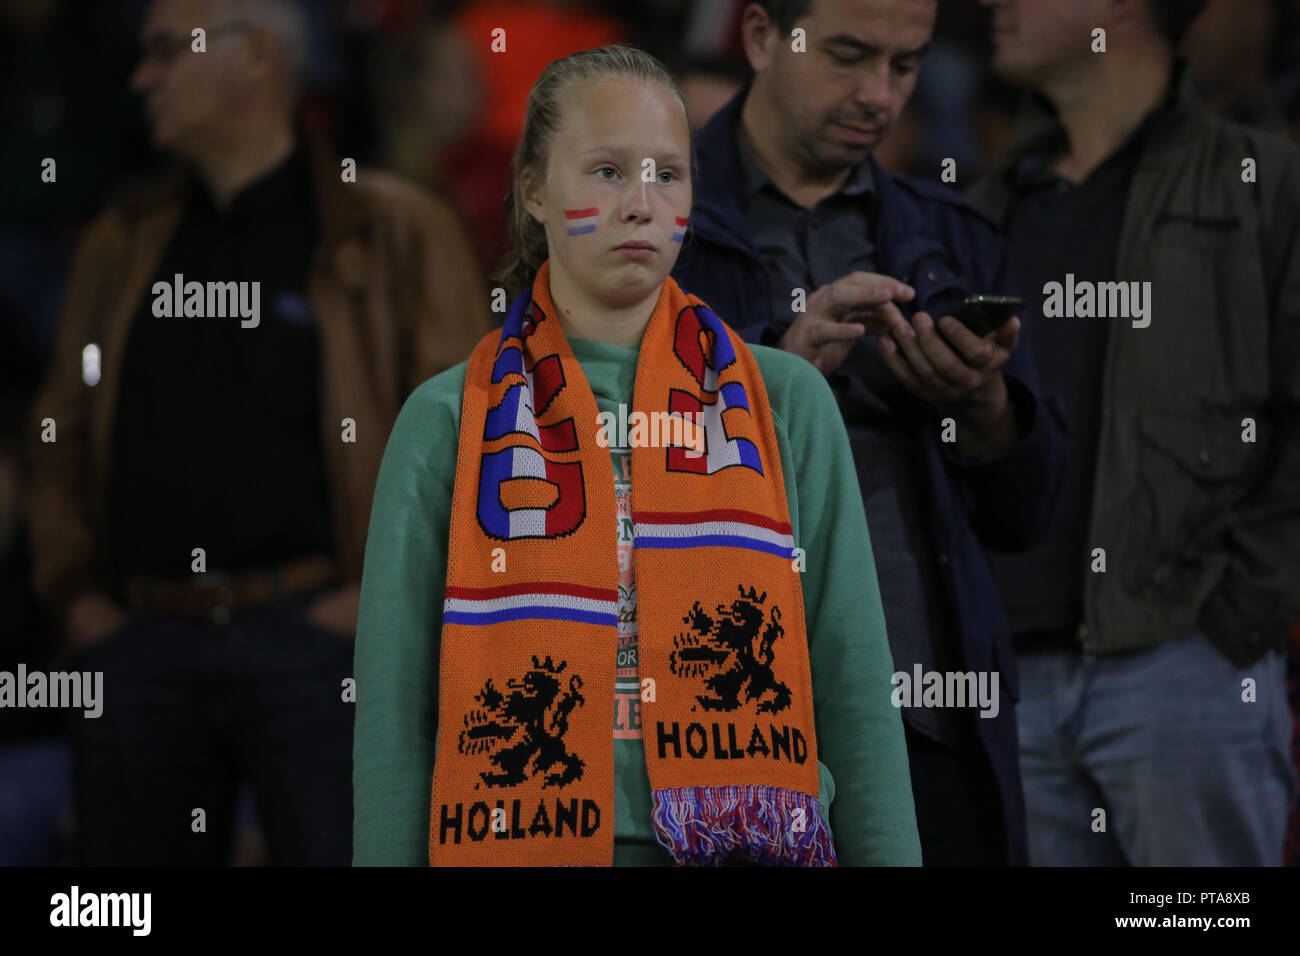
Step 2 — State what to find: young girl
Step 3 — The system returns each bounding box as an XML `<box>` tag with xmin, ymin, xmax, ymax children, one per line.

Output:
<box><xmin>352</xmin><ymin>45</ymin><xmax>919</xmax><ymax>866</ymax></box>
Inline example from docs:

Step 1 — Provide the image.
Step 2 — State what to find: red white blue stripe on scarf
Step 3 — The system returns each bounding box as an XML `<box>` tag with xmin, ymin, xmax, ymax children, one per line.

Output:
<box><xmin>633</xmin><ymin>509</ymin><xmax>795</xmax><ymax>559</ymax></box>
<box><xmin>442</xmin><ymin>583</ymin><xmax>618</xmax><ymax>627</ymax></box>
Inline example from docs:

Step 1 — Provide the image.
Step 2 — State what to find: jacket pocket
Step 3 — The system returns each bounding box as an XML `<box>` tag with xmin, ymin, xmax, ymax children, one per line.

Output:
<box><xmin>911</xmin><ymin>258</ymin><xmax>971</xmax><ymax>320</ymax></box>
<box><xmin>1138</xmin><ymin>408</ymin><xmax>1259</xmax><ymax>481</ymax></box>
<box><xmin>1132</xmin><ymin>407</ymin><xmax>1261</xmax><ymax>569</ymax></box>
<box><xmin>1151</xmin><ymin>211</ymin><xmax>1242</xmax><ymax>238</ymax></box>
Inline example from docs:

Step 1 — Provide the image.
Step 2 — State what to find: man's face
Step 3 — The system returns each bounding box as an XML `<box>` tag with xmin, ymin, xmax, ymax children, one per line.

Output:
<box><xmin>130</xmin><ymin>0</ymin><xmax>252</xmax><ymax>152</ymax></box>
<box><xmin>525</xmin><ymin>77</ymin><xmax>693</xmax><ymax>309</ymax></box>
<box><xmin>980</xmin><ymin>0</ymin><xmax>1101</xmax><ymax>86</ymax></box>
<box><xmin>755</xmin><ymin>0</ymin><xmax>935</xmax><ymax>172</ymax></box>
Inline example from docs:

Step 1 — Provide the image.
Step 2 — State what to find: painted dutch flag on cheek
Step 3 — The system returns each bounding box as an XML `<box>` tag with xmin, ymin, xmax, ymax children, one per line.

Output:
<box><xmin>564</xmin><ymin>207</ymin><xmax>600</xmax><ymax>235</ymax></box>
<box><xmin>672</xmin><ymin>215</ymin><xmax>688</xmax><ymax>242</ymax></box>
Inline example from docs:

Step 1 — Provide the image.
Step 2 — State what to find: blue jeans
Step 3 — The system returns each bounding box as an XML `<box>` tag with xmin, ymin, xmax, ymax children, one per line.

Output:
<box><xmin>1017</xmin><ymin>633</ymin><xmax>1296</xmax><ymax>865</ymax></box>
<box><xmin>68</xmin><ymin>584</ymin><xmax>355</xmax><ymax>865</ymax></box>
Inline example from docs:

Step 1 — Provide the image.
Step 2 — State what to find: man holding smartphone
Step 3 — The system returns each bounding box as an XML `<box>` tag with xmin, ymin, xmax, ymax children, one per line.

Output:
<box><xmin>673</xmin><ymin>0</ymin><xmax>1067</xmax><ymax>865</ymax></box>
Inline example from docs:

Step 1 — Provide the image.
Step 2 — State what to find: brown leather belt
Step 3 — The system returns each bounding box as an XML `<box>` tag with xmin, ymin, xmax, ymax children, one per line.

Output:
<box><xmin>124</xmin><ymin>554</ymin><xmax>340</xmax><ymax>624</ymax></box>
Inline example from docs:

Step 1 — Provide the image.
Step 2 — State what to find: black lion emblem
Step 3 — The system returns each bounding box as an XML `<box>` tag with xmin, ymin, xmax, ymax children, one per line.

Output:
<box><xmin>668</xmin><ymin>585</ymin><xmax>792</xmax><ymax>714</ymax></box>
<box><xmin>458</xmin><ymin>655</ymin><xmax>585</xmax><ymax>788</ymax></box>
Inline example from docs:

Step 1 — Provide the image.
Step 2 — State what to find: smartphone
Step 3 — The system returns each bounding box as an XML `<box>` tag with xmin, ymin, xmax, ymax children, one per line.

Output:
<box><xmin>948</xmin><ymin>294</ymin><xmax>1024</xmax><ymax>336</ymax></box>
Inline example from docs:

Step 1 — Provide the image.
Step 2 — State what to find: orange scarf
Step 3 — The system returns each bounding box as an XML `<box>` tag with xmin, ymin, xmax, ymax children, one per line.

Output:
<box><xmin>430</xmin><ymin>258</ymin><xmax>836</xmax><ymax>866</ymax></box>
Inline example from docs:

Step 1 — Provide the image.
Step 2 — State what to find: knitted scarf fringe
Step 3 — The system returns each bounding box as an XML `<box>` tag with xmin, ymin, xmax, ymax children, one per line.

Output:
<box><xmin>651</xmin><ymin>785</ymin><xmax>838</xmax><ymax>866</ymax></box>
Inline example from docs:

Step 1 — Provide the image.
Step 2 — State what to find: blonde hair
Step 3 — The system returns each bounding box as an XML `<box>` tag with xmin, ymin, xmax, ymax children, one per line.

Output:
<box><xmin>492</xmin><ymin>44</ymin><xmax>695</xmax><ymax>300</ymax></box>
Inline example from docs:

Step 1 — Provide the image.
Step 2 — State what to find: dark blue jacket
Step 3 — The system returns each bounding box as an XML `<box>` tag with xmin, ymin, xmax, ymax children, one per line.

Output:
<box><xmin>672</xmin><ymin>82</ymin><xmax>1068</xmax><ymax>866</ymax></box>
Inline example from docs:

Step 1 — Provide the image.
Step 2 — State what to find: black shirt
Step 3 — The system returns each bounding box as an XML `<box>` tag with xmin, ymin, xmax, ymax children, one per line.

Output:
<box><xmin>988</xmin><ymin>88</ymin><xmax>1175</xmax><ymax>642</ymax></box>
<box><xmin>105</xmin><ymin>144</ymin><xmax>333</xmax><ymax>577</ymax></box>
<box><xmin>734</xmin><ymin>134</ymin><xmax>877</xmax><ymax>334</ymax></box>
<box><xmin>735</xmin><ymin>137</ymin><xmax>967</xmax><ymax>748</ymax></box>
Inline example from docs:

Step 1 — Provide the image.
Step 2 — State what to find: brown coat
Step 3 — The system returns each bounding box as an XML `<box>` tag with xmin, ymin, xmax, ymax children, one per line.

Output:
<box><xmin>24</xmin><ymin>136</ymin><xmax>494</xmax><ymax>620</ymax></box>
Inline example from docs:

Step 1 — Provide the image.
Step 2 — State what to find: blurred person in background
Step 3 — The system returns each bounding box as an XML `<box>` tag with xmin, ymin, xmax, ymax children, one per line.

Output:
<box><xmin>673</xmin><ymin>0</ymin><xmax>1068</xmax><ymax>866</ymax></box>
<box><xmin>439</xmin><ymin>0</ymin><xmax>628</xmax><ymax>271</ymax></box>
<box><xmin>368</xmin><ymin>22</ymin><xmax>483</xmax><ymax>185</ymax></box>
<box><xmin>0</xmin><ymin>305</ymin><xmax>68</xmax><ymax>866</ymax></box>
<box><xmin>672</xmin><ymin>53</ymin><xmax>749</xmax><ymax>130</ymax></box>
<box><xmin>366</xmin><ymin>17</ymin><xmax>493</xmax><ymax>267</ymax></box>
<box><xmin>972</xmin><ymin>0</ymin><xmax>1300</xmax><ymax>865</ymax></box>
<box><xmin>24</xmin><ymin>0</ymin><xmax>491</xmax><ymax>865</ymax></box>
<box><xmin>363</xmin><ymin>0</ymin><xmax>633</xmax><ymax>279</ymax></box>
<box><xmin>0</xmin><ymin>0</ymin><xmax>151</xmax><ymax>353</ymax></box>
<box><xmin>1183</xmin><ymin>0</ymin><xmax>1300</xmax><ymax>140</ymax></box>
<box><xmin>1180</xmin><ymin>0</ymin><xmax>1300</xmax><ymax>871</ymax></box>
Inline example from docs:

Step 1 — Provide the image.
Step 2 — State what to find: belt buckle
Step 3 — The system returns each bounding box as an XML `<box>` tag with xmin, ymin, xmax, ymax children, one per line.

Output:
<box><xmin>194</xmin><ymin>571</ymin><xmax>235</xmax><ymax>625</ymax></box>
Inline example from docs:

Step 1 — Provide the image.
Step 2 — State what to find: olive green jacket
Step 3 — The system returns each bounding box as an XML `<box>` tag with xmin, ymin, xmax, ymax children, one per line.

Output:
<box><xmin>969</xmin><ymin>61</ymin><xmax>1300</xmax><ymax>664</ymax></box>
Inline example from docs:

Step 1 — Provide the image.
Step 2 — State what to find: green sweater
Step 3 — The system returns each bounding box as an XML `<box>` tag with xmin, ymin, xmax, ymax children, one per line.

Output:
<box><xmin>352</xmin><ymin>334</ymin><xmax>921</xmax><ymax>866</ymax></box>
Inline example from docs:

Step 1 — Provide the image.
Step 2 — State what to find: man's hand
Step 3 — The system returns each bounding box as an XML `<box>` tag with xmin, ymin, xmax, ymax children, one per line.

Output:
<box><xmin>65</xmin><ymin>592</ymin><xmax>128</xmax><ymax>652</ymax></box>
<box><xmin>879</xmin><ymin>311</ymin><xmax>1023</xmax><ymax>458</ymax></box>
<box><xmin>778</xmin><ymin>272</ymin><xmax>915</xmax><ymax>376</ymax></box>
<box><xmin>305</xmin><ymin>583</ymin><xmax>361</xmax><ymax>638</ymax></box>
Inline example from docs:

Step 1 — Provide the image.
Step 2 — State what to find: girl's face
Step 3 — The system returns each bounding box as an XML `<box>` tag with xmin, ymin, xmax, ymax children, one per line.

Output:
<box><xmin>524</xmin><ymin>76</ymin><xmax>693</xmax><ymax>311</ymax></box>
